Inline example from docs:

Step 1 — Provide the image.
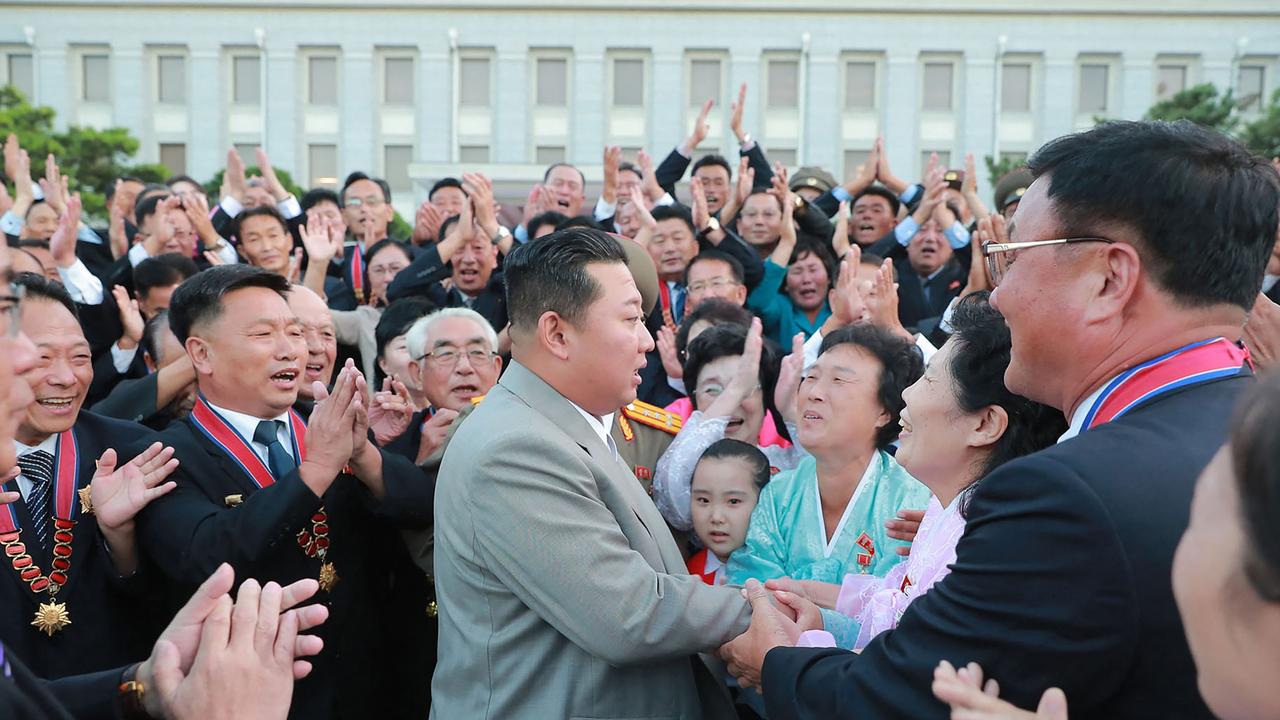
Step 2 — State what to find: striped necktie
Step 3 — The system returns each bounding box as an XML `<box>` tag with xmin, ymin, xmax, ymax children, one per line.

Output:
<box><xmin>17</xmin><ymin>450</ymin><xmax>55</xmax><ymax>554</ymax></box>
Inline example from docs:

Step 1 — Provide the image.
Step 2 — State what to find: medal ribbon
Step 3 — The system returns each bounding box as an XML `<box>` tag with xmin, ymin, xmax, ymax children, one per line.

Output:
<box><xmin>658</xmin><ymin>282</ymin><xmax>678</xmax><ymax>332</ymax></box>
<box><xmin>190</xmin><ymin>396</ymin><xmax>307</xmax><ymax>489</ymax></box>
<box><xmin>348</xmin><ymin>244</ymin><xmax>365</xmax><ymax>304</ymax></box>
<box><xmin>1084</xmin><ymin>337</ymin><xmax>1247</xmax><ymax>430</ymax></box>
<box><xmin>0</xmin><ymin>428</ymin><xmax>80</xmax><ymax>595</ymax></box>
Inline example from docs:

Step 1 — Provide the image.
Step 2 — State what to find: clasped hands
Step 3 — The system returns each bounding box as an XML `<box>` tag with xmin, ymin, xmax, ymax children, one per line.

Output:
<box><xmin>299</xmin><ymin>359</ymin><xmax>384</xmax><ymax>497</ymax></box>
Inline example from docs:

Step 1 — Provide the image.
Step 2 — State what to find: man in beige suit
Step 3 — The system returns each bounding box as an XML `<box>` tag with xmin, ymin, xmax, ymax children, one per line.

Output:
<box><xmin>431</xmin><ymin>228</ymin><xmax>752</xmax><ymax>719</ymax></box>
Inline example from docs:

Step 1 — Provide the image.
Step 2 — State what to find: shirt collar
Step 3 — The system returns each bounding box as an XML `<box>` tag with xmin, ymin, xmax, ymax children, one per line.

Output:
<box><xmin>1264</xmin><ymin>274</ymin><xmax>1279</xmax><ymax>294</ymax></box>
<box><xmin>1058</xmin><ymin>381</ymin><xmax>1109</xmax><ymax>444</ymax></box>
<box><xmin>205</xmin><ymin>400</ymin><xmax>291</xmax><ymax>446</ymax></box>
<box><xmin>703</xmin><ymin>551</ymin><xmax>725</xmax><ymax>575</ymax></box>
<box><xmin>15</xmin><ymin>434</ymin><xmax>58</xmax><ymax>457</ymax></box>
<box><xmin>568</xmin><ymin>402</ymin><xmax>615</xmax><ymax>453</ymax></box>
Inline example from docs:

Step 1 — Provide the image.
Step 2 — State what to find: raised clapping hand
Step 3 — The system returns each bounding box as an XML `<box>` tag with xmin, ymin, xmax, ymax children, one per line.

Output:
<box><xmin>414</xmin><ymin>202</ymin><xmax>445</xmax><ymax>245</ymax></box>
<box><xmin>140</xmin><ymin>564</ymin><xmax>329</xmax><ymax>720</ymax></box>
<box><xmin>417</xmin><ymin>407</ymin><xmax>459</xmax><ymax>464</ymax></box>
<box><xmin>49</xmin><ymin>194</ymin><xmax>82</xmax><ymax>270</ymax></box>
<box><xmin>91</xmin><ymin>443</ymin><xmax>179</xmax><ymax>535</ymax></box>
<box><xmin>299</xmin><ymin>361</ymin><xmax>362</xmax><ymax>493</ymax></box>
<box><xmin>773</xmin><ymin>332</ymin><xmax>804</xmax><ymax>426</ymax></box>
<box><xmin>932</xmin><ymin>661</ymin><xmax>1069</xmax><ymax>720</ymax></box>
<box><xmin>368</xmin><ymin>377</ymin><xmax>414</xmax><ymax>447</ymax></box>
<box><xmin>686</xmin><ymin>98</ymin><xmax>713</xmax><ymax>150</ymax></box>
<box><xmin>704</xmin><ymin>317</ymin><xmax>764</xmax><ymax>420</ymax></box>
<box><xmin>656</xmin><ymin>326</ymin><xmax>683</xmax><ymax>380</ymax></box>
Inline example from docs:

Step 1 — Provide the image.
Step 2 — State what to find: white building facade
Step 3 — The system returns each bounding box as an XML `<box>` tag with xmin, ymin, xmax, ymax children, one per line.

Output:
<box><xmin>1</xmin><ymin>0</ymin><xmax>1278</xmax><ymax>213</ymax></box>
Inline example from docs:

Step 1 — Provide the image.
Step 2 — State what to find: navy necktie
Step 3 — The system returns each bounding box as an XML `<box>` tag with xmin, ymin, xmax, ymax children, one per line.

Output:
<box><xmin>17</xmin><ymin>451</ymin><xmax>55</xmax><ymax>554</ymax></box>
<box><xmin>252</xmin><ymin>420</ymin><xmax>295</xmax><ymax>481</ymax></box>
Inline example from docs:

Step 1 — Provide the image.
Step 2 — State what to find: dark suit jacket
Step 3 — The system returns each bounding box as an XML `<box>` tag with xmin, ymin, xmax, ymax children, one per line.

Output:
<box><xmin>135</xmin><ymin>415</ymin><xmax>434</xmax><ymax>719</ymax></box>
<box><xmin>429</xmin><ymin>278</ymin><xmax>508</xmax><ymax>333</ymax></box>
<box><xmin>655</xmin><ymin>142</ymin><xmax>776</xmax><ymax>200</ymax></box>
<box><xmin>0</xmin><ymin>412</ymin><xmax>161</xmax><ymax>681</ymax></box>
<box><xmin>891</xmin><ymin>258</ymin><xmax>966</xmax><ymax>332</ymax></box>
<box><xmin>762</xmin><ymin>373</ymin><xmax>1244</xmax><ymax>720</ymax></box>
<box><xmin>1265</xmin><ymin>278</ymin><xmax>1280</xmax><ymax>305</ymax></box>
<box><xmin>0</xmin><ymin>640</ymin><xmax>124</xmax><ymax>720</ymax></box>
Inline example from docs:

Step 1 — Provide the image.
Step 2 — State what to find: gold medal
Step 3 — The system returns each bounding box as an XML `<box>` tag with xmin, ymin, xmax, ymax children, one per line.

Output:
<box><xmin>318</xmin><ymin>561</ymin><xmax>339</xmax><ymax>592</ymax></box>
<box><xmin>32</xmin><ymin>600</ymin><xmax>71</xmax><ymax>636</ymax></box>
<box><xmin>77</xmin><ymin>486</ymin><xmax>94</xmax><ymax>515</ymax></box>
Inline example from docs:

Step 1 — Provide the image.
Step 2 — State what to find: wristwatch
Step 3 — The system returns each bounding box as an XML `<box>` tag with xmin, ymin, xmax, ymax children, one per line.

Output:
<box><xmin>116</xmin><ymin>664</ymin><xmax>151</xmax><ymax>719</ymax></box>
<box><xmin>701</xmin><ymin>217</ymin><xmax>721</xmax><ymax>235</ymax></box>
<box><xmin>491</xmin><ymin>226</ymin><xmax>512</xmax><ymax>246</ymax></box>
<box><xmin>739</xmin><ymin>133</ymin><xmax>753</xmax><ymax>147</ymax></box>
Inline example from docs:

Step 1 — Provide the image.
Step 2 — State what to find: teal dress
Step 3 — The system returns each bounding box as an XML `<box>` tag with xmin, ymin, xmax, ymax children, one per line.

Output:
<box><xmin>727</xmin><ymin>451</ymin><xmax>931</xmax><ymax>647</ymax></box>
<box><xmin>746</xmin><ymin>259</ymin><xmax>831</xmax><ymax>347</ymax></box>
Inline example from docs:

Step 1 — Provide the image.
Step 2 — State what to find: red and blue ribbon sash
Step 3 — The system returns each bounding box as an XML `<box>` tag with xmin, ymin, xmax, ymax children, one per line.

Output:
<box><xmin>1084</xmin><ymin>337</ymin><xmax>1247</xmax><ymax>431</ymax></box>
<box><xmin>348</xmin><ymin>243</ymin><xmax>365</xmax><ymax>304</ymax></box>
<box><xmin>0</xmin><ymin>428</ymin><xmax>80</xmax><ymax>535</ymax></box>
<box><xmin>190</xmin><ymin>396</ymin><xmax>307</xmax><ymax>489</ymax></box>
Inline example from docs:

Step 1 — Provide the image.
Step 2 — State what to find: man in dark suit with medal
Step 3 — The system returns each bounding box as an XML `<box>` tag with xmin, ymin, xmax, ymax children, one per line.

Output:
<box><xmin>0</xmin><ymin>274</ymin><xmax>179</xmax><ymax>681</ymax></box>
<box><xmin>722</xmin><ymin>121</ymin><xmax>1280</xmax><ymax>718</ymax></box>
<box><xmin>135</xmin><ymin>265</ymin><xmax>435</xmax><ymax>719</ymax></box>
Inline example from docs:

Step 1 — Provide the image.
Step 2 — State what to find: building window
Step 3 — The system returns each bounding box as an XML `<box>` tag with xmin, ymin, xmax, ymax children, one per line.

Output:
<box><xmin>233</xmin><ymin>56</ymin><xmax>260</xmax><ymax>105</ymax></box>
<box><xmin>1001</xmin><ymin>62</ymin><xmax>1031</xmax><ymax>112</ymax></box>
<box><xmin>536</xmin><ymin>145</ymin><xmax>565</xmax><ymax>165</ymax></box>
<box><xmin>612</xmin><ymin>58</ymin><xmax>645</xmax><ymax>107</ymax></box>
<box><xmin>308</xmin><ymin>56</ymin><xmax>338</xmax><ymax>106</ymax></box>
<box><xmin>844</xmin><ymin>61</ymin><xmax>876</xmax><ymax>110</ymax></box>
<box><xmin>159</xmin><ymin>143</ymin><xmax>186</xmax><ymax>175</ymax></box>
<box><xmin>384</xmin><ymin>57</ymin><xmax>414</xmax><ymax>105</ymax></box>
<box><xmin>536</xmin><ymin>57</ymin><xmax>568</xmax><ymax>107</ymax></box>
<box><xmin>921</xmin><ymin>150</ymin><xmax>952</xmax><ymax>170</ymax></box>
<box><xmin>6</xmin><ymin>53</ymin><xmax>34</xmax><ymax>100</ymax></box>
<box><xmin>770</xmin><ymin>148</ymin><xmax>797</xmax><ymax>168</ymax></box>
<box><xmin>844</xmin><ymin>149</ymin><xmax>871</xmax><ymax>177</ymax></box>
<box><xmin>459</xmin><ymin>57</ymin><xmax>491</xmax><ymax>108</ymax></box>
<box><xmin>308</xmin><ymin>144</ymin><xmax>338</xmax><ymax>189</ymax></box>
<box><xmin>157</xmin><ymin>55</ymin><xmax>185</xmax><ymax>104</ymax></box>
<box><xmin>82</xmin><ymin>54</ymin><xmax>110</xmax><ymax>102</ymax></box>
<box><xmin>689</xmin><ymin>58</ymin><xmax>721</xmax><ymax>107</ymax></box>
<box><xmin>766</xmin><ymin>58</ymin><xmax>799</xmax><ymax>109</ymax></box>
<box><xmin>1239</xmin><ymin>64</ymin><xmax>1266</xmax><ymax>112</ymax></box>
<box><xmin>233</xmin><ymin>144</ymin><xmax>258</xmax><ymax>162</ymax></box>
<box><xmin>384</xmin><ymin>145</ymin><xmax>412</xmax><ymax>193</ymax></box>
<box><xmin>459</xmin><ymin>145</ymin><xmax>490</xmax><ymax>164</ymax></box>
<box><xmin>922</xmin><ymin>62</ymin><xmax>953</xmax><ymax>111</ymax></box>
<box><xmin>1156</xmin><ymin>64</ymin><xmax>1187</xmax><ymax>102</ymax></box>
<box><xmin>1078</xmin><ymin>63</ymin><xmax>1109</xmax><ymax>113</ymax></box>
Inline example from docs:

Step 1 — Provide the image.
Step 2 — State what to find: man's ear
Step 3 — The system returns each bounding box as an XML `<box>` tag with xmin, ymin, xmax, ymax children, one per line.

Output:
<box><xmin>536</xmin><ymin>311</ymin><xmax>573</xmax><ymax>361</ymax></box>
<box><xmin>185</xmin><ymin>335</ymin><xmax>212</xmax><ymax>376</ymax></box>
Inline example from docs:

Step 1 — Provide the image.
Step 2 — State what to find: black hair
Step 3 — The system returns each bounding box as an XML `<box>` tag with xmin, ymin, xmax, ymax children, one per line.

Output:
<box><xmin>1229</xmin><ymin>371</ymin><xmax>1280</xmax><ymax>601</ymax></box>
<box><xmin>685</xmin><ymin>250</ymin><xmax>745</xmax><ymax>288</ymax></box>
<box><xmin>542</xmin><ymin>162</ymin><xmax>585</xmax><ymax>188</ymax></box>
<box><xmin>14</xmin><ymin>271</ymin><xmax>78</xmax><ymax>321</ymax></box>
<box><xmin>675</xmin><ymin>298</ymin><xmax>753</xmax><ymax>361</ymax></box>
<box><xmin>691</xmin><ymin>154</ymin><xmax>732</xmax><ymax>178</ymax></box>
<box><xmin>168</xmin><ymin>265</ymin><xmax>291</xmax><ymax>344</ymax></box>
<box><xmin>817</xmin><ymin>324</ymin><xmax>924</xmax><ymax>449</ymax></box>
<box><xmin>1027</xmin><ymin>120</ymin><xmax>1280</xmax><ymax>311</ymax></box>
<box><xmin>373</xmin><ymin>296</ymin><xmax>436</xmax><ymax>388</ymax></box>
<box><xmin>527</xmin><ymin>210</ymin><xmax>571</xmax><ymax>239</ymax></box>
<box><xmin>142</xmin><ymin>309</ymin><xmax>172</xmax><ymax>366</ymax></box>
<box><xmin>554</xmin><ymin>215</ymin><xmax>600</xmax><ymax>232</ymax></box>
<box><xmin>429</xmin><ymin>177</ymin><xmax>467</xmax><ymax>201</ymax></box>
<box><xmin>232</xmin><ymin>204</ymin><xmax>289</xmax><ymax>242</ymax></box>
<box><xmin>944</xmin><ymin>293</ymin><xmax>1066</xmax><ymax>511</ymax></box>
<box><xmin>682</xmin><ymin>323</ymin><xmax>785</xmax><ymax>441</ymax></box>
<box><xmin>135</xmin><ymin>254</ymin><xmax>199</xmax><ymax>300</ymax></box>
<box><xmin>788</xmin><ymin>235</ymin><xmax>837</xmax><ymax>288</ymax></box>
<box><xmin>301</xmin><ymin>188</ymin><xmax>341</xmax><ymax>213</ymax></box>
<box><xmin>437</xmin><ymin>215</ymin><xmax>461</xmax><ymax>241</ymax></box>
<box><xmin>133</xmin><ymin>193</ymin><xmax>167</xmax><ymax>227</ymax></box>
<box><xmin>650</xmin><ymin>205</ymin><xmax>696</xmax><ymax>236</ymax></box>
<box><xmin>363</xmin><ymin>239</ymin><xmax>412</xmax><ymax>305</ymax></box>
<box><xmin>504</xmin><ymin>227</ymin><xmax>627</xmax><ymax>332</ymax></box>
<box><xmin>618</xmin><ymin>162</ymin><xmax>643</xmax><ymax>181</ymax></box>
<box><xmin>340</xmin><ymin>171</ymin><xmax>392</xmax><ymax>204</ymax></box>
<box><xmin>105</xmin><ymin>176</ymin><xmax>142</xmax><ymax>204</ymax></box>
<box><xmin>853</xmin><ymin>186</ymin><xmax>902</xmax><ymax>216</ymax></box>
<box><xmin>695</xmin><ymin>438</ymin><xmax>772</xmax><ymax>492</ymax></box>
<box><xmin>165</xmin><ymin>174</ymin><xmax>202</xmax><ymax>191</ymax></box>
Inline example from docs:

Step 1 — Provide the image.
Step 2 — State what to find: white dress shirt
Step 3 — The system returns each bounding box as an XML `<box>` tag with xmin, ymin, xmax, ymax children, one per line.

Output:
<box><xmin>1058</xmin><ymin>382</ymin><xmax>1109</xmax><ymax>444</ymax></box>
<box><xmin>13</xmin><ymin>434</ymin><xmax>59</xmax><ymax>501</ymax></box>
<box><xmin>204</xmin><ymin>400</ymin><xmax>296</xmax><ymax>467</ymax></box>
<box><xmin>569</xmin><ymin>402</ymin><xmax>616</xmax><ymax>460</ymax></box>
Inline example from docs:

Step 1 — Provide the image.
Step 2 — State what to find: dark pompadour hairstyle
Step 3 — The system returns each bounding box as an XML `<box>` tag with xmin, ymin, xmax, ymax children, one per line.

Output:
<box><xmin>14</xmin><ymin>272</ymin><xmax>78</xmax><ymax>321</ymax></box>
<box><xmin>134</xmin><ymin>254</ymin><xmax>199</xmax><ymax>299</ymax></box>
<box><xmin>696</xmin><ymin>438</ymin><xmax>772</xmax><ymax>492</ymax></box>
<box><xmin>853</xmin><ymin>186</ymin><xmax>902</xmax><ymax>216</ymax></box>
<box><xmin>817</xmin><ymin>324</ymin><xmax>924</xmax><ymax>449</ymax></box>
<box><xmin>692</xmin><ymin>154</ymin><xmax>732</xmax><ymax>177</ymax></box>
<box><xmin>1027</xmin><ymin>120</ymin><xmax>1280</xmax><ymax>310</ymax></box>
<box><xmin>168</xmin><ymin>265</ymin><xmax>291</xmax><ymax>344</ymax></box>
<box><xmin>651</xmin><ymin>205</ymin><xmax>696</xmax><ymax>236</ymax></box>
<box><xmin>504</xmin><ymin>227</ymin><xmax>628</xmax><ymax>331</ymax></box>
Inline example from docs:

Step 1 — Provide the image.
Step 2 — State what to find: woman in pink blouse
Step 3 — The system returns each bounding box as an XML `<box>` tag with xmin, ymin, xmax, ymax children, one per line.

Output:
<box><xmin>770</xmin><ymin>294</ymin><xmax>1065</xmax><ymax>650</ymax></box>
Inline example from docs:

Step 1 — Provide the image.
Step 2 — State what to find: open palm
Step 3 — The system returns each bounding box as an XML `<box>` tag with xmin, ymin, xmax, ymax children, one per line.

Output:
<box><xmin>91</xmin><ymin>443</ymin><xmax>179</xmax><ymax>532</ymax></box>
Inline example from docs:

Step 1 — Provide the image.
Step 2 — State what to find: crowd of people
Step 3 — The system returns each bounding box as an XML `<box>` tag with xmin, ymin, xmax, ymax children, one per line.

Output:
<box><xmin>0</xmin><ymin>79</ymin><xmax>1279</xmax><ymax>720</ymax></box>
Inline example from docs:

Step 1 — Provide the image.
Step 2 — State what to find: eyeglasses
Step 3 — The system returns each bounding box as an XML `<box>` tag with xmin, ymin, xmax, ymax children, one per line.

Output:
<box><xmin>688</xmin><ymin>278</ymin><xmax>738</xmax><ymax>294</ymax></box>
<box><xmin>344</xmin><ymin>196</ymin><xmax>386</xmax><ymax>209</ymax></box>
<box><xmin>418</xmin><ymin>347</ymin><xmax>495</xmax><ymax>367</ymax></box>
<box><xmin>982</xmin><ymin>237</ymin><xmax>1113</xmax><ymax>287</ymax></box>
<box><xmin>0</xmin><ymin>284</ymin><xmax>25</xmax><ymax>338</ymax></box>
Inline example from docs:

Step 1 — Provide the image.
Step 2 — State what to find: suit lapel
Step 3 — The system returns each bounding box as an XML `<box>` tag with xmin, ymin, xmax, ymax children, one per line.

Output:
<box><xmin>181</xmin><ymin>419</ymin><xmax>270</xmax><ymax>496</ymax></box>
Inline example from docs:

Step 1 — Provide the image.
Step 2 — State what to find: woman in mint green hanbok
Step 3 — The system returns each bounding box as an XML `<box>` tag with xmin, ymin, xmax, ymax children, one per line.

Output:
<box><xmin>728</xmin><ymin>324</ymin><xmax>931</xmax><ymax>646</ymax></box>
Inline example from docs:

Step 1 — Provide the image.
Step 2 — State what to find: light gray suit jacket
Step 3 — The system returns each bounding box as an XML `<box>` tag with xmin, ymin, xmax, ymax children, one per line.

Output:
<box><xmin>430</xmin><ymin>361</ymin><xmax>752</xmax><ymax>720</ymax></box>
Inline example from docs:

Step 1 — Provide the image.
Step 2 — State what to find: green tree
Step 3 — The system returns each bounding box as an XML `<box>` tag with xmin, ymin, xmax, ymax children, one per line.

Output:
<box><xmin>1240</xmin><ymin>88</ymin><xmax>1280</xmax><ymax>160</ymax></box>
<box><xmin>1143</xmin><ymin>83</ymin><xmax>1239</xmax><ymax>133</ymax></box>
<box><xmin>202</xmin><ymin>166</ymin><xmax>305</xmax><ymax>200</ymax></box>
<box><xmin>984</xmin><ymin>154</ymin><xmax>1024</xmax><ymax>184</ymax></box>
<box><xmin>0</xmin><ymin>85</ymin><xmax>167</xmax><ymax>219</ymax></box>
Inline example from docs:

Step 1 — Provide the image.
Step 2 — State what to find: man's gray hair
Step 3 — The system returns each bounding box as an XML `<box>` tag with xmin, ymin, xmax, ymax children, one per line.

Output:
<box><xmin>406</xmin><ymin>307</ymin><xmax>499</xmax><ymax>360</ymax></box>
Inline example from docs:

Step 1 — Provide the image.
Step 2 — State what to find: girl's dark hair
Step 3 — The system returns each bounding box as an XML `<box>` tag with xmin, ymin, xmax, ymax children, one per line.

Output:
<box><xmin>674</xmin><ymin>299</ymin><xmax>753</xmax><ymax>360</ymax></box>
<box><xmin>945</xmin><ymin>293</ymin><xmax>1067</xmax><ymax>513</ymax></box>
<box><xmin>817</xmin><ymin>323</ymin><xmax>923</xmax><ymax>449</ymax></box>
<box><xmin>374</xmin><ymin>296</ymin><xmax>436</xmax><ymax>388</ymax></box>
<box><xmin>682</xmin><ymin>323</ymin><xmax>787</xmax><ymax>443</ymax></box>
<box><xmin>696</xmin><ymin>438</ymin><xmax>771</xmax><ymax>492</ymax></box>
<box><xmin>362</xmin><ymin>239</ymin><xmax>412</xmax><ymax>306</ymax></box>
<box><xmin>1229</xmin><ymin>371</ymin><xmax>1280</xmax><ymax>602</ymax></box>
